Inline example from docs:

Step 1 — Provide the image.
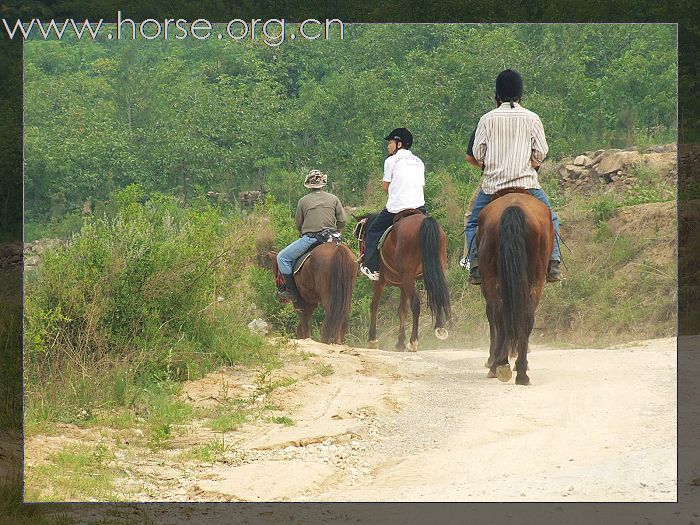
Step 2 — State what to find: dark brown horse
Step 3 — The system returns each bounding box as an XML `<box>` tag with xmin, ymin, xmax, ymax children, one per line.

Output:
<box><xmin>268</xmin><ymin>242</ymin><xmax>358</xmax><ymax>344</ymax></box>
<box><xmin>478</xmin><ymin>190</ymin><xmax>554</xmax><ymax>385</ymax></box>
<box><xmin>357</xmin><ymin>211</ymin><xmax>451</xmax><ymax>351</ymax></box>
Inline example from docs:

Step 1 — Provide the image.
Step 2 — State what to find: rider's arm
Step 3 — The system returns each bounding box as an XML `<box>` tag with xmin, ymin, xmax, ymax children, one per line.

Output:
<box><xmin>472</xmin><ymin>120</ymin><xmax>487</xmax><ymax>165</ymax></box>
<box><xmin>465</xmin><ymin>128</ymin><xmax>483</xmax><ymax>169</ymax></box>
<box><xmin>382</xmin><ymin>155</ymin><xmax>394</xmax><ymax>194</ymax></box>
<box><xmin>465</xmin><ymin>154</ymin><xmax>483</xmax><ymax>169</ymax></box>
<box><xmin>295</xmin><ymin>201</ymin><xmax>304</xmax><ymax>236</ymax></box>
<box><xmin>531</xmin><ymin>116</ymin><xmax>549</xmax><ymax>165</ymax></box>
<box><xmin>335</xmin><ymin>197</ymin><xmax>347</xmax><ymax>232</ymax></box>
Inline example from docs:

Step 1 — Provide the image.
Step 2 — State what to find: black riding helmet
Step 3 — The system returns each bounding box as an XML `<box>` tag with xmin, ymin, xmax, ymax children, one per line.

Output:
<box><xmin>495</xmin><ymin>69</ymin><xmax>523</xmax><ymax>106</ymax></box>
<box><xmin>384</xmin><ymin>128</ymin><xmax>413</xmax><ymax>149</ymax></box>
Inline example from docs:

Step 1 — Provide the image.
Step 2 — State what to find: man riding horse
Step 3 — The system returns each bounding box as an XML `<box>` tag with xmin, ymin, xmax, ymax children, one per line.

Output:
<box><xmin>359</xmin><ymin>127</ymin><xmax>427</xmax><ymax>281</ymax></box>
<box><xmin>276</xmin><ymin>169</ymin><xmax>347</xmax><ymax>302</ymax></box>
<box><xmin>464</xmin><ymin>69</ymin><xmax>564</xmax><ymax>285</ymax></box>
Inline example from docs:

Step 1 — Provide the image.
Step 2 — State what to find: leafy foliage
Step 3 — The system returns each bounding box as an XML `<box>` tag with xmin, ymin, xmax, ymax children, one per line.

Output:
<box><xmin>24</xmin><ymin>24</ymin><xmax>676</xmax><ymax>224</ymax></box>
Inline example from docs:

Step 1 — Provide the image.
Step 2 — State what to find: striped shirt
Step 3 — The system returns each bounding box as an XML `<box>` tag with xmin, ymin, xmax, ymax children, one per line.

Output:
<box><xmin>472</xmin><ymin>102</ymin><xmax>549</xmax><ymax>194</ymax></box>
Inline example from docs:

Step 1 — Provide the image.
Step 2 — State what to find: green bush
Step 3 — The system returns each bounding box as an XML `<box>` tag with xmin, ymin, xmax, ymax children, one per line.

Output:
<box><xmin>24</xmin><ymin>186</ymin><xmax>277</xmax><ymax>427</ymax></box>
<box><xmin>590</xmin><ymin>196</ymin><xmax>619</xmax><ymax>226</ymax></box>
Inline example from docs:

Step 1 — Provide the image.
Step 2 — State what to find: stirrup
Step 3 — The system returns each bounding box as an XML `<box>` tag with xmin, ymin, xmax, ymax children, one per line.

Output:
<box><xmin>546</xmin><ymin>260</ymin><xmax>564</xmax><ymax>283</ymax></box>
<box><xmin>360</xmin><ymin>264</ymin><xmax>380</xmax><ymax>281</ymax></box>
<box><xmin>468</xmin><ymin>266</ymin><xmax>481</xmax><ymax>285</ymax></box>
<box><xmin>277</xmin><ymin>289</ymin><xmax>298</xmax><ymax>301</ymax></box>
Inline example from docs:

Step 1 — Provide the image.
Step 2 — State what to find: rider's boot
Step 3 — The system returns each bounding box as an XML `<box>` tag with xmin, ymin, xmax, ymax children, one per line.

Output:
<box><xmin>277</xmin><ymin>273</ymin><xmax>300</xmax><ymax>301</ymax></box>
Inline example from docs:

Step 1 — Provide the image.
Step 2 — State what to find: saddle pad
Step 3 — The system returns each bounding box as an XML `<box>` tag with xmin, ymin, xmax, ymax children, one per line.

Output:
<box><xmin>293</xmin><ymin>251</ymin><xmax>313</xmax><ymax>275</ymax></box>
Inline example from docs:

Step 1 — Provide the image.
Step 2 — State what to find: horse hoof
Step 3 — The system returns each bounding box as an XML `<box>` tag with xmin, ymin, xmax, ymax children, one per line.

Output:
<box><xmin>435</xmin><ymin>328</ymin><xmax>448</xmax><ymax>340</ymax></box>
<box><xmin>485</xmin><ymin>358</ymin><xmax>494</xmax><ymax>368</ymax></box>
<box><xmin>407</xmin><ymin>341</ymin><xmax>418</xmax><ymax>352</ymax></box>
<box><xmin>516</xmin><ymin>375</ymin><xmax>531</xmax><ymax>386</ymax></box>
<box><xmin>496</xmin><ymin>364</ymin><xmax>512</xmax><ymax>383</ymax></box>
<box><xmin>367</xmin><ymin>339</ymin><xmax>379</xmax><ymax>349</ymax></box>
<box><xmin>395</xmin><ymin>345</ymin><xmax>406</xmax><ymax>352</ymax></box>
<box><xmin>487</xmin><ymin>370</ymin><xmax>497</xmax><ymax>379</ymax></box>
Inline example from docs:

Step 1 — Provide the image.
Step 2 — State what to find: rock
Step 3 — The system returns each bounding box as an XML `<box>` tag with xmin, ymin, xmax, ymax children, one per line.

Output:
<box><xmin>593</xmin><ymin>149</ymin><xmax>605</xmax><ymax>157</ymax></box>
<box><xmin>595</xmin><ymin>151</ymin><xmax>637</xmax><ymax>176</ymax></box>
<box><xmin>573</xmin><ymin>155</ymin><xmax>591</xmax><ymax>166</ymax></box>
<box><xmin>247</xmin><ymin>318</ymin><xmax>269</xmax><ymax>335</ymax></box>
<box><xmin>565</xmin><ymin>165</ymin><xmax>588</xmax><ymax>178</ymax></box>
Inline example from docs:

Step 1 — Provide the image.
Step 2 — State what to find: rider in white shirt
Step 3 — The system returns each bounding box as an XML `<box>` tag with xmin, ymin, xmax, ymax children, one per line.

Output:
<box><xmin>360</xmin><ymin>128</ymin><xmax>426</xmax><ymax>281</ymax></box>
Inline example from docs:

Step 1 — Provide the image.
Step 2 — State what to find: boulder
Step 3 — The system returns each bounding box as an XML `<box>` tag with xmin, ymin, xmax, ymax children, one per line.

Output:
<box><xmin>595</xmin><ymin>151</ymin><xmax>637</xmax><ymax>176</ymax></box>
<box><xmin>247</xmin><ymin>318</ymin><xmax>270</xmax><ymax>335</ymax></box>
<box><xmin>573</xmin><ymin>155</ymin><xmax>591</xmax><ymax>166</ymax></box>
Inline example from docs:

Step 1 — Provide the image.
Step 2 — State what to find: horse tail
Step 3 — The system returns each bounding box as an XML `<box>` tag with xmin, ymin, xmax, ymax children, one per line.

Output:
<box><xmin>419</xmin><ymin>216</ymin><xmax>451</xmax><ymax>330</ymax></box>
<box><xmin>497</xmin><ymin>206</ymin><xmax>530</xmax><ymax>362</ymax></box>
<box><xmin>325</xmin><ymin>245</ymin><xmax>354</xmax><ymax>343</ymax></box>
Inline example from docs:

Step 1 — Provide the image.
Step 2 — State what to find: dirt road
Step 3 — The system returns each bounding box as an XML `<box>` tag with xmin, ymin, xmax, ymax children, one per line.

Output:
<box><xmin>65</xmin><ymin>336</ymin><xmax>673</xmax><ymax>503</ymax></box>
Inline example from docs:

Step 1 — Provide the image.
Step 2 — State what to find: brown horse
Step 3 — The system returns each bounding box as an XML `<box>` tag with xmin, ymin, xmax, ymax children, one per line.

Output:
<box><xmin>478</xmin><ymin>190</ymin><xmax>554</xmax><ymax>385</ymax></box>
<box><xmin>268</xmin><ymin>242</ymin><xmax>358</xmax><ymax>344</ymax></box>
<box><xmin>357</xmin><ymin>211</ymin><xmax>451</xmax><ymax>351</ymax></box>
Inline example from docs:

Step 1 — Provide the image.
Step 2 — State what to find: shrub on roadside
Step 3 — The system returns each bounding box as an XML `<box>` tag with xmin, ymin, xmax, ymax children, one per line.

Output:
<box><xmin>24</xmin><ymin>185</ymin><xmax>277</xmax><ymax>428</ymax></box>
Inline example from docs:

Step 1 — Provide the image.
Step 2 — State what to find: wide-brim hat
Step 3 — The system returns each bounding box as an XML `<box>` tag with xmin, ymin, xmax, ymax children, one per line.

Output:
<box><xmin>304</xmin><ymin>169</ymin><xmax>327</xmax><ymax>189</ymax></box>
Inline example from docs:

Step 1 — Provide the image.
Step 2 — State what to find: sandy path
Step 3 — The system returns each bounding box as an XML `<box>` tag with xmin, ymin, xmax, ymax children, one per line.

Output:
<box><xmin>140</xmin><ymin>337</ymin><xmax>676</xmax><ymax>502</ymax></box>
<box><xmin>23</xmin><ymin>337</ymin><xmax>676</xmax><ymax>504</ymax></box>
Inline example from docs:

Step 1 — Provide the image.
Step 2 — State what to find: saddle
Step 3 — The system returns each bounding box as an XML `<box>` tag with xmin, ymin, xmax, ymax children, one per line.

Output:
<box><xmin>353</xmin><ymin>208</ymin><xmax>424</xmax><ymax>247</ymax></box>
<box><xmin>353</xmin><ymin>209</ymin><xmax>426</xmax><ymax>282</ymax></box>
<box><xmin>293</xmin><ymin>230</ymin><xmax>342</xmax><ymax>275</ymax></box>
<box><xmin>490</xmin><ymin>187</ymin><xmax>530</xmax><ymax>201</ymax></box>
<box><xmin>392</xmin><ymin>208</ymin><xmax>423</xmax><ymax>224</ymax></box>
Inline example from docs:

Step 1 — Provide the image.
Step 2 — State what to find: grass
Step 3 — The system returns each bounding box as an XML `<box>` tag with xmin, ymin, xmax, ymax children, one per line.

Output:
<box><xmin>311</xmin><ymin>363</ymin><xmax>334</xmax><ymax>377</ymax></box>
<box><xmin>269</xmin><ymin>415</ymin><xmax>295</xmax><ymax>426</ymax></box>
<box><xmin>24</xmin><ymin>444</ymin><xmax>124</xmax><ymax>502</ymax></box>
<box><xmin>175</xmin><ymin>439</ymin><xmax>230</xmax><ymax>463</ymax></box>
<box><xmin>207</xmin><ymin>411</ymin><xmax>247</xmax><ymax>432</ymax></box>
<box><xmin>0</xmin><ymin>473</ymin><xmax>76</xmax><ymax>524</ymax></box>
<box><xmin>0</xmin><ymin>301</ymin><xmax>22</xmax><ymax>432</ymax></box>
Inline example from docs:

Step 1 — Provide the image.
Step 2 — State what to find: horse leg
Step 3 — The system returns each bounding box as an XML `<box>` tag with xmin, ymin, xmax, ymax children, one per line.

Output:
<box><xmin>395</xmin><ymin>285</ymin><xmax>409</xmax><ymax>352</ymax></box>
<box><xmin>490</xmin><ymin>309</ymin><xmax>512</xmax><ymax>382</ymax></box>
<box><xmin>339</xmin><ymin>317</ymin><xmax>349</xmax><ymax>345</ymax></box>
<box><xmin>296</xmin><ymin>303</ymin><xmax>315</xmax><ymax>339</ymax></box>
<box><xmin>515</xmin><ymin>310</ymin><xmax>535</xmax><ymax>385</ymax></box>
<box><xmin>320</xmin><ymin>298</ymin><xmax>332</xmax><ymax>344</ymax></box>
<box><xmin>368</xmin><ymin>280</ymin><xmax>384</xmax><ymax>349</ymax></box>
<box><xmin>408</xmin><ymin>283</ymin><xmax>420</xmax><ymax>352</ymax></box>
<box><xmin>485</xmin><ymin>303</ymin><xmax>498</xmax><ymax>376</ymax></box>
<box><xmin>514</xmin><ymin>340</ymin><xmax>531</xmax><ymax>386</ymax></box>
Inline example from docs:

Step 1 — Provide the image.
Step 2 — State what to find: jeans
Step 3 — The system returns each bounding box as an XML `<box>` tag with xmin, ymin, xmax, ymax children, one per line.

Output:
<box><xmin>465</xmin><ymin>188</ymin><xmax>560</xmax><ymax>266</ymax></box>
<box><xmin>363</xmin><ymin>206</ymin><xmax>426</xmax><ymax>272</ymax></box>
<box><xmin>277</xmin><ymin>234</ymin><xmax>319</xmax><ymax>275</ymax></box>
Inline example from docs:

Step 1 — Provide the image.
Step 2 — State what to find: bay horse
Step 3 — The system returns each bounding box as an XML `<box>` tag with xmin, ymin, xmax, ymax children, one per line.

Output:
<box><xmin>357</xmin><ymin>211</ymin><xmax>451</xmax><ymax>351</ymax></box>
<box><xmin>268</xmin><ymin>242</ymin><xmax>358</xmax><ymax>344</ymax></box>
<box><xmin>477</xmin><ymin>189</ymin><xmax>554</xmax><ymax>385</ymax></box>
